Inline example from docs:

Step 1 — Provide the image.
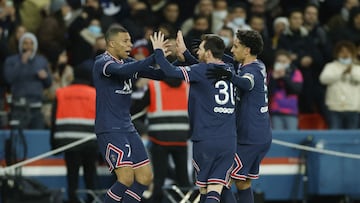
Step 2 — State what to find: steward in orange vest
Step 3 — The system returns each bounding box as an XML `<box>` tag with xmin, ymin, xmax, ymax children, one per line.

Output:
<box><xmin>50</xmin><ymin>65</ymin><xmax>98</xmax><ymax>203</ymax></box>
<box><xmin>146</xmin><ymin>78</ymin><xmax>191</xmax><ymax>203</ymax></box>
<box><xmin>147</xmin><ymin>79</ymin><xmax>189</xmax><ymax>146</ymax></box>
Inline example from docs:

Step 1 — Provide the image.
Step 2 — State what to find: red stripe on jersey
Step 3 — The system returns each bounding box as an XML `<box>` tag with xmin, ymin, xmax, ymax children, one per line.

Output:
<box><xmin>179</xmin><ymin>66</ymin><xmax>190</xmax><ymax>83</ymax></box>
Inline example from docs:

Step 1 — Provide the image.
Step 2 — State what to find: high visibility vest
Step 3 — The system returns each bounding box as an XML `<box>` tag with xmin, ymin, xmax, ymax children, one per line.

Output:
<box><xmin>147</xmin><ymin>80</ymin><xmax>189</xmax><ymax>146</ymax></box>
<box><xmin>53</xmin><ymin>84</ymin><xmax>96</xmax><ymax>148</ymax></box>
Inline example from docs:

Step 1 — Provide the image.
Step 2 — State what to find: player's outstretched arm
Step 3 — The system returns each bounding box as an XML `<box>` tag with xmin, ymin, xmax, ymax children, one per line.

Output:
<box><xmin>151</xmin><ymin>32</ymin><xmax>189</xmax><ymax>80</ymax></box>
<box><xmin>104</xmin><ymin>54</ymin><xmax>155</xmax><ymax>77</ymax></box>
<box><xmin>206</xmin><ymin>67</ymin><xmax>253</xmax><ymax>91</ymax></box>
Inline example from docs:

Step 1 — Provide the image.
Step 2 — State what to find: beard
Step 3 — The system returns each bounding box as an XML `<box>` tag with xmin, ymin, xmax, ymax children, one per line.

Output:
<box><xmin>198</xmin><ymin>53</ymin><xmax>206</xmax><ymax>62</ymax></box>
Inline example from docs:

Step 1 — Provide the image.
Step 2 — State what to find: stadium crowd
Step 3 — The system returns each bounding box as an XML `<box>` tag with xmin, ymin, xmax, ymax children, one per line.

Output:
<box><xmin>1</xmin><ymin>0</ymin><xmax>360</xmax><ymax>131</ymax></box>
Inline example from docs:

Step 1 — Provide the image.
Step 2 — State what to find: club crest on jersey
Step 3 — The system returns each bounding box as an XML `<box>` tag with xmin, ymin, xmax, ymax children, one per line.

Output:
<box><xmin>115</xmin><ymin>79</ymin><xmax>133</xmax><ymax>94</ymax></box>
<box><xmin>105</xmin><ymin>143</ymin><xmax>132</xmax><ymax>171</ymax></box>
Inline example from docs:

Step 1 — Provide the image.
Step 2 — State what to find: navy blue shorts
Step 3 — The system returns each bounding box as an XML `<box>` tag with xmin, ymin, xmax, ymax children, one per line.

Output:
<box><xmin>96</xmin><ymin>131</ymin><xmax>150</xmax><ymax>172</ymax></box>
<box><xmin>192</xmin><ymin>138</ymin><xmax>236</xmax><ymax>188</ymax></box>
<box><xmin>231</xmin><ymin>141</ymin><xmax>271</xmax><ymax>180</ymax></box>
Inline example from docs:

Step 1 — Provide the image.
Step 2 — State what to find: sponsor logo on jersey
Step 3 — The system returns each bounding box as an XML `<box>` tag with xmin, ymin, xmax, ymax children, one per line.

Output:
<box><xmin>213</xmin><ymin>106</ymin><xmax>235</xmax><ymax>114</ymax></box>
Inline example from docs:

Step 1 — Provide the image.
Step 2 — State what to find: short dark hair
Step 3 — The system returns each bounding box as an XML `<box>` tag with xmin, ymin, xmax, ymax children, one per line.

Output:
<box><xmin>333</xmin><ymin>40</ymin><xmax>356</xmax><ymax>58</ymax></box>
<box><xmin>201</xmin><ymin>34</ymin><xmax>225</xmax><ymax>59</ymax></box>
<box><xmin>235</xmin><ymin>30</ymin><xmax>263</xmax><ymax>55</ymax></box>
<box><xmin>105</xmin><ymin>26</ymin><xmax>128</xmax><ymax>43</ymax></box>
<box><xmin>275</xmin><ymin>49</ymin><xmax>292</xmax><ymax>59</ymax></box>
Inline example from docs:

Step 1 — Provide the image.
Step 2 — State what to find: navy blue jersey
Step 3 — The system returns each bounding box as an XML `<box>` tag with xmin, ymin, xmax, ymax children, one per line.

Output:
<box><xmin>231</xmin><ymin>60</ymin><xmax>272</xmax><ymax>144</ymax></box>
<box><xmin>154</xmin><ymin>49</ymin><xmax>236</xmax><ymax>141</ymax></box>
<box><xmin>93</xmin><ymin>51</ymin><xmax>164</xmax><ymax>134</ymax></box>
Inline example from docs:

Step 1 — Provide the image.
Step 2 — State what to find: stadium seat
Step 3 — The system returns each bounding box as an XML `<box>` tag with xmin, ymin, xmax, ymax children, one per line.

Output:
<box><xmin>298</xmin><ymin>113</ymin><xmax>328</xmax><ymax>130</ymax></box>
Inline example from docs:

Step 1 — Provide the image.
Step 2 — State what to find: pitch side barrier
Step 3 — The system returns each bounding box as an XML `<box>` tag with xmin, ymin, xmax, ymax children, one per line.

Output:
<box><xmin>0</xmin><ymin>130</ymin><xmax>360</xmax><ymax>201</ymax></box>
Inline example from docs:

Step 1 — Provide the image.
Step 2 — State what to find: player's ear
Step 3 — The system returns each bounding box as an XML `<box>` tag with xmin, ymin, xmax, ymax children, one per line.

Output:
<box><xmin>109</xmin><ymin>41</ymin><xmax>116</xmax><ymax>48</ymax></box>
<box><xmin>206</xmin><ymin>50</ymin><xmax>212</xmax><ymax>58</ymax></box>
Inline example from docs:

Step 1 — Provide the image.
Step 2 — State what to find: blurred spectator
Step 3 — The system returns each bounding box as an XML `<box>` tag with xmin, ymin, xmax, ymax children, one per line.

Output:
<box><xmin>7</xmin><ymin>24</ymin><xmax>26</xmax><ymax>54</ymax></box>
<box><xmin>271</xmin><ymin>16</ymin><xmax>288</xmax><ymax>50</ymax></box>
<box><xmin>277</xmin><ymin>9</ymin><xmax>326</xmax><ymax>118</ymax></box>
<box><xmin>249</xmin><ymin>14</ymin><xmax>274</xmax><ymax>67</ymax></box>
<box><xmin>147</xmin><ymin>0</ymin><xmax>168</xmax><ymax>18</ymax></box>
<box><xmin>325</xmin><ymin>0</ymin><xmax>359</xmax><ymax>32</ymax></box>
<box><xmin>303</xmin><ymin>3</ymin><xmax>332</xmax><ymax>63</ymax></box>
<box><xmin>184</xmin><ymin>15</ymin><xmax>210</xmax><ymax>49</ymax></box>
<box><xmin>249</xmin><ymin>14</ymin><xmax>267</xmax><ymax>37</ymax></box>
<box><xmin>61</xmin><ymin>0</ymin><xmax>83</xmax><ymax>28</ymax></box>
<box><xmin>158</xmin><ymin>1</ymin><xmax>181</xmax><ymax>32</ymax></box>
<box><xmin>217</xmin><ymin>26</ymin><xmax>233</xmax><ymax>55</ymax></box>
<box><xmin>226</xmin><ymin>2</ymin><xmax>251</xmax><ymax>34</ymax></box>
<box><xmin>269</xmin><ymin>50</ymin><xmax>303</xmax><ymax>130</ymax></box>
<box><xmin>158</xmin><ymin>23</ymin><xmax>176</xmax><ymax>39</ymax></box>
<box><xmin>3</xmin><ymin>32</ymin><xmax>52</xmax><ymax>129</ymax></box>
<box><xmin>18</xmin><ymin>0</ymin><xmax>50</xmax><ymax>33</ymax></box>
<box><xmin>67</xmin><ymin>0</ymin><xmax>104</xmax><ymax>66</ymax></box>
<box><xmin>80</xmin><ymin>18</ymin><xmax>103</xmax><ymax>46</ymax></box>
<box><xmin>181</xmin><ymin>0</ymin><xmax>213</xmax><ymax>36</ymax></box>
<box><xmin>51</xmin><ymin>64</ymin><xmax>98</xmax><ymax>203</ymax></box>
<box><xmin>211</xmin><ymin>0</ymin><xmax>228</xmax><ymax>34</ymax></box>
<box><xmin>43</xmin><ymin>50</ymin><xmax>74</xmax><ymax>128</ymax></box>
<box><xmin>36</xmin><ymin>3</ymin><xmax>68</xmax><ymax>69</ymax></box>
<box><xmin>159</xmin><ymin>2</ymin><xmax>180</xmax><ymax>37</ymax></box>
<box><xmin>78</xmin><ymin>35</ymin><xmax>106</xmax><ymax>76</ymax></box>
<box><xmin>319</xmin><ymin>40</ymin><xmax>360</xmax><ymax>129</ymax></box>
<box><xmin>0</xmin><ymin>0</ymin><xmax>17</xmax><ymax>38</ymax></box>
<box><xmin>249</xmin><ymin>0</ymin><xmax>272</xmax><ymax>36</ymax></box>
<box><xmin>98</xmin><ymin>0</ymin><xmax>131</xmax><ymax>31</ymax></box>
<box><xmin>317</xmin><ymin>0</ymin><xmax>344</xmax><ymax>25</ymax></box>
<box><xmin>121</xmin><ymin>1</ymin><xmax>156</xmax><ymax>42</ymax></box>
<box><xmin>332</xmin><ymin>6</ymin><xmax>360</xmax><ymax>46</ymax></box>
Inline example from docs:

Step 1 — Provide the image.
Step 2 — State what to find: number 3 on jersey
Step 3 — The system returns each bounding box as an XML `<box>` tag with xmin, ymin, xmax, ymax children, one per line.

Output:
<box><xmin>214</xmin><ymin>81</ymin><xmax>235</xmax><ymax>105</ymax></box>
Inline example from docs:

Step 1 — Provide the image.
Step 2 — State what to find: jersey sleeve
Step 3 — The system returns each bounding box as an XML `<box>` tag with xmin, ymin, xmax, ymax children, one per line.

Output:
<box><xmin>103</xmin><ymin>54</ymin><xmax>155</xmax><ymax>77</ymax></box>
<box><xmin>136</xmin><ymin>67</ymin><xmax>166</xmax><ymax>80</ymax></box>
<box><xmin>154</xmin><ymin>49</ymin><xmax>202</xmax><ymax>82</ymax></box>
<box><xmin>231</xmin><ymin>71</ymin><xmax>254</xmax><ymax>91</ymax></box>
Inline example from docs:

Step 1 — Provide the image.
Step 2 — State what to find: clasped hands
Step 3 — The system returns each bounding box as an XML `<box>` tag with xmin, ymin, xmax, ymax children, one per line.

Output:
<box><xmin>150</xmin><ymin>31</ymin><xmax>233</xmax><ymax>82</ymax></box>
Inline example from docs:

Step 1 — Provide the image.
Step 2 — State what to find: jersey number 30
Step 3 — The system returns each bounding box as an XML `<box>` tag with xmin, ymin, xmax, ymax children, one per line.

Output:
<box><xmin>214</xmin><ymin>81</ymin><xmax>235</xmax><ymax>105</ymax></box>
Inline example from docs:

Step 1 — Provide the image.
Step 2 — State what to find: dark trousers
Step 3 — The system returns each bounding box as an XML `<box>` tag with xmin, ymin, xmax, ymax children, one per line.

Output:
<box><xmin>328</xmin><ymin>110</ymin><xmax>359</xmax><ymax>129</ymax></box>
<box><xmin>150</xmin><ymin>143</ymin><xmax>191</xmax><ymax>203</ymax></box>
<box><xmin>64</xmin><ymin>142</ymin><xmax>98</xmax><ymax>203</ymax></box>
<box><xmin>10</xmin><ymin>106</ymin><xmax>44</xmax><ymax>129</ymax></box>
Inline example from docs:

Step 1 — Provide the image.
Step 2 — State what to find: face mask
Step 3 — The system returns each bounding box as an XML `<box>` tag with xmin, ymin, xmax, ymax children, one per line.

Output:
<box><xmin>233</xmin><ymin>17</ymin><xmax>245</xmax><ymax>26</ymax></box>
<box><xmin>88</xmin><ymin>25</ymin><xmax>102</xmax><ymax>35</ymax></box>
<box><xmin>274</xmin><ymin>62</ymin><xmax>289</xmax><ymax>71</ymax></box>
<box><xmin>338</xmin><ymin>57</ymin><xmax>352</xmax><ymax>65</ymax></box>
<box><xmin>220</xmin><ymin>36</ymin><xmax>230</xmax><ymax>47</ymax></box>
<box><xmin>63</xmin><ymin>12</ymin><xmax>72</xmax><ymax>21</ymax></box>
<box><xmin>213</xmin><ymin>10</ymin><xmax>227</xmax><ymax>19</ymax></box>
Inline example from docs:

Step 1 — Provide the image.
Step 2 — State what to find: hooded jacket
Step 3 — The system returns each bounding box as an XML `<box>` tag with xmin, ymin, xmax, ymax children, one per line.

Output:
<box><xmin>4</xmin><ymin>32</ymin><xmax>52</xmax><ymax>104</ymax></box>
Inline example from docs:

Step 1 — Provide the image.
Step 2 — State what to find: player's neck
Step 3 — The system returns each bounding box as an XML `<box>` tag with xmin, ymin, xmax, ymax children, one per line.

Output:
<box><xmin>242</xmin><ymin>55</ymin><xmax>257</xmax><ymax>66</ymax></box>
<box><xmin>206</xmin><ymin>57</ymin><xmax>224</xmax><ymax>64</ymax></box>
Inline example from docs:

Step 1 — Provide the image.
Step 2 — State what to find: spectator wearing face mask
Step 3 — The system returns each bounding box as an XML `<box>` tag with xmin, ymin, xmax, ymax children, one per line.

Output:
<box><xmin>269</xmin><ymin>50</ymin><xmax>303</xmax><ymax>130</ymax></box>
<box><xmin>319</xmin><ymin>40</ymin><xmax>360</xmax><ymax>129</ymax></box>
<box><xmin>211</xmin><ymin>0</ymin><xmax>228</xmax><ymax>34</ymax></box>
<box><xmin>69</xmin><ymin>18</ymin><xmax>103</xmax><ymax>66</ymax></box>
<box><xmin>226</xmin><ymin>2</ymin><xmax>251</xmax><ymax>35</ymax></box>
<box><xmin>217</xmin><ymin>26</ymin><xmax>233</xmax><ymax>55</ymax></box>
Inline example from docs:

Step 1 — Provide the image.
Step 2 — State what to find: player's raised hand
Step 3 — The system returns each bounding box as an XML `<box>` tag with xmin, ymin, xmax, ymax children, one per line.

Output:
<box><xmin>176</xmin><ymin>31</ymin><xmax>187</xmax><ymax>53</ymax></box>
<box><xmin>151</xmin><ymin>31</ymin><xmax>171</xmax><ymax>56</ymax></box>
